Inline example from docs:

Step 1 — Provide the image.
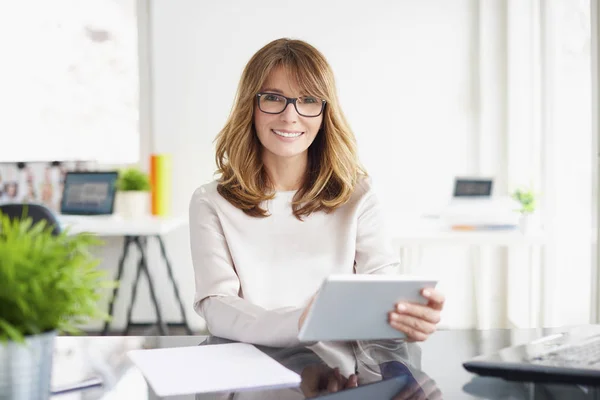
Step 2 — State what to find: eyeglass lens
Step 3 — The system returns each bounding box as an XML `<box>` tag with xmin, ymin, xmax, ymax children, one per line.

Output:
<box><xmin>258</xmin><ymin>93</ymin><xmax>323</xmax><ymax>117</ymax></box>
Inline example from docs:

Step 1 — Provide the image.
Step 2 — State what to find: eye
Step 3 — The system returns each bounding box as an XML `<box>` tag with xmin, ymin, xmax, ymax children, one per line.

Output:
<box><xmin>263</xmin><ymin>94</ymin><xmax>283</xmax><ymax>102</ymax></box>
<box><xmin>300</xmin><ymin>96</ymin><xmax>319</xmax><ymax>104</ymax></box>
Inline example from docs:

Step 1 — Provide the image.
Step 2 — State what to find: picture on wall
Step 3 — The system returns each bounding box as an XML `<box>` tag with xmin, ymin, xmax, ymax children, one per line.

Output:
<box><xmin>0</xmin><ymin>161</ymin><xmax>93</xmax><ymax>212</ymax></box>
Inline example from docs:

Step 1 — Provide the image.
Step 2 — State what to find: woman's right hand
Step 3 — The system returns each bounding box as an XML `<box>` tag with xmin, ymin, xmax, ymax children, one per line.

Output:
<box><xmin>300</xmin><ymin>364</ymin><xmax>358</xmax><ymax>397</ymax></box>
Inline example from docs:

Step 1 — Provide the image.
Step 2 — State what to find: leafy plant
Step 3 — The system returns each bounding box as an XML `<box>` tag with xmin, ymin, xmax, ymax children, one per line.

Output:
<box><xmin>116</xmin><ymin>167</ymin><xmax>151</xmax><ymax>192</ymax></box>
<box><xmin>512</xmin><ymin>189</ymin><xmax>536</xmax><ymax>214</ymax></box>
<box><xmin>0</xmin><ymin>213</ymin><xmax>115</xmax><ymax>343</ymax></box>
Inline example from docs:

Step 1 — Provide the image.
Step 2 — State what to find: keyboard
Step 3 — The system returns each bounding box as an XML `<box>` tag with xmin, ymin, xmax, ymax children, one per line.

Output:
<box><xmin>529</xmin><ymin>335</ymin><xmax>600</xmax><ymax>368</ymax></box>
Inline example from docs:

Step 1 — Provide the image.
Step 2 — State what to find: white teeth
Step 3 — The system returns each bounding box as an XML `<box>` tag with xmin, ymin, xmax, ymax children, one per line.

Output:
<box><xmin>273</xmin><ymin>130</ymin><xmax>303</xmax><ymax>138</ymax></box>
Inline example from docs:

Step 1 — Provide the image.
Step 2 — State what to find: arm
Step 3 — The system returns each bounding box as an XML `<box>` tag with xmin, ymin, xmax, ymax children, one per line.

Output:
<box><xmin>352</xmin><ymin>182</ymin><xmax>445</xmax><ymax>342</ymax></box>
<box><xmin>354</xmin><ymin>181</ymin><xmax>401</xmax><ymax>275</ymax></box>
<box><xmin>189</xmin><ymin>188</ymin><xmax>304</xmax><ymax>347</ymax></box>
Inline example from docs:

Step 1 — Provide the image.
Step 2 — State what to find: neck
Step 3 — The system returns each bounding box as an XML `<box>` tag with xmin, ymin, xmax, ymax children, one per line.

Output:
<box><xmin>263</xmin><ymin>152</ymin><xmax>307</xmax><ymax>192</ymax></box>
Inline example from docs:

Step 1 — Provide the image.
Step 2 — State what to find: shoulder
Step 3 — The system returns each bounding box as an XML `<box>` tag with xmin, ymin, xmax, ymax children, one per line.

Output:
<box><xmin>189</xmin><ymin>180</ymin><xmax>221</xmax><ymax>215</ymax></box>
<box><xmin>353</xmin><ymin>175</ymin><xmax>375</xmax><ymax>197</ymax></box>
<box><xmin>191</xmin><ymin>180</ymin><xmax>219</xmax><ymax>201</ymax></box>
<box><xmin>334</xmin><ymin>175</ymin><xmax>380</xmax><ymax>216</ymax></box>
<box><xmin>191</xmin><ymin>179</ymin><xmax>218</xmax><ymax>202</ymax></box>
<box><xmin>348</xmin><ymin>175</ymin><xmax>377</xmax><ymax>206</ymax></box>
<box><xmin>190</xmin><ymin>179</ymin><xmax>244</xmax><ymax>218</ymax></box>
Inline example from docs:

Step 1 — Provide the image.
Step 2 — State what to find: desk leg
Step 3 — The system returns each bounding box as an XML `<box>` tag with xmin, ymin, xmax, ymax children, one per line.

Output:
<box><xmin>123</xmin><ymin>249</ymin><xmax>144</xmax><ymax>336</ymax></box>
<box><xmin>156</xmin><ymin>235</ymin><xmax>193</xmax><ymax>335</ymax></box>
<box><xmin>400</xmin><ymin>247</ymin><xmax>412</xmax><ymax>274</ymax></box>
<box><xmin>399</xmin><ymin>246</ymin><xmax>423</xmax><ymax>274</ymax></box>
<box><xmin>471</xmin><ymin>246</ymin><xmax>490</xmax><ymax>330</ymax></box>
<box><xmin>529</xmin><ymin>244</ymin><xmax>542</xmax><ymax>328</ymax></box>
<box><xmin>132</xmin><ymin>236</ymin><xmax>169</xmax><ymax>335</ymax></box>
<box><xmin>102</xmin><ymin>236</ymin><xmax>132</xmax><ymax>336</ymax></box>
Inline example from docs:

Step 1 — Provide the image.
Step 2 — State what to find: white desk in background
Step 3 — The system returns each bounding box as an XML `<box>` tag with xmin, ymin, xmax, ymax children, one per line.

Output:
<box><xmin>393</xmin><ymin>217</ymin><xmax>548</xmax><ymax>329</ymax></box>
<box><xmin>58</xmin><ymin>215</ymin><xmax>192</xmax><ymax>336</ymax></box>
<box><xmin>393</xmin><ymin>218</ymin><xmax>546</xmax><ymax>268</ymax></box>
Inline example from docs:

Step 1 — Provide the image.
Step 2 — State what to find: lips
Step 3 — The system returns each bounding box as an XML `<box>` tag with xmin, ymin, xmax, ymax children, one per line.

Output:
<box><xmin>272</xmin><ymin>129</ymin><xmax>304</xmax><ymax>138</ymax></box>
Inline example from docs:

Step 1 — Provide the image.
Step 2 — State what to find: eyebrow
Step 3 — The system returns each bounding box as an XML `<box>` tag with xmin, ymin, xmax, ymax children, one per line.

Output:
<box><xmin>261</xmin><ymin>88</ymin><xmax>315</xmax><ymax>98</ymax></box>
<box><xmin>262</xmin><ymin>88</ymin><xmax>284</xmax><ymax>94</ymax></box>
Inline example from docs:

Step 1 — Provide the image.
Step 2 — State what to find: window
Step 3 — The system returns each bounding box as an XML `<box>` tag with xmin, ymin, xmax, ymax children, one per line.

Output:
<box><xmin>0</xmin><ymin>0</ymin><xmax>141</xmax><ymax>163</ymax></box>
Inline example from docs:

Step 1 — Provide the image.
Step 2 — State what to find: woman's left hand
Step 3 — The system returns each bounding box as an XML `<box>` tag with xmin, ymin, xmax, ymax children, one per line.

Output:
<box><xmin>388</xmin><ymin>288</ymin><xmax>445</xmax><ymax>342</ymax></box>
<box><xmin>300</xmin><ymin>365</ymin><xmax>358</xmax><ymax>397</ymax></box>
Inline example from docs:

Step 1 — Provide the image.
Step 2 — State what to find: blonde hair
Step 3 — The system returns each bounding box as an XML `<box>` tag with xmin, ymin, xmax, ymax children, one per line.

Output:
<box><xmin>215</xmin><ymin>38</ymin><xmax>366</xmax><ymax>219</ymax></box>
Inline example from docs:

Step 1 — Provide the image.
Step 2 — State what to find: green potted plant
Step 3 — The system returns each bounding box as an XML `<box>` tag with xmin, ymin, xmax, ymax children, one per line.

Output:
<box><xmin>0</xmin><ymin>212</ymin><xmax>113</xmax><ymax>399</ymax></box>
<box><xmin>511</xmin><ymin>188</ymin><xmax>537</xmax><ymax>232</ymax></box>
<box><xmin>115</xmin><ymin>167</ymin><xmax>151</xmax><ymax>218</ymax></box>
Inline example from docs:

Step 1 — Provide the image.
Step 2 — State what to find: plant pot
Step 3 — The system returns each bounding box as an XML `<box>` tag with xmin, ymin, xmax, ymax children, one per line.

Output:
<box><xmin>115</xmin><ymin>191</ymin><xmax>149</xmax><ymax>219</ymax></box>
<box><xmin>0</xmin><ymin>331</ymin><xmax>56</xmax><ymax>400</ymax></box>
<box><xmin>518</xmin><ymin>213</ymin><xmax>537</xmax><ymax>233</ymax></box>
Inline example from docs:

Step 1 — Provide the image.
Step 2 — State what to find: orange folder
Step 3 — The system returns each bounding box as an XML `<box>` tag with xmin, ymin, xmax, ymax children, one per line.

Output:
<box><xmin>150</xmin><ymin>154</ymin><xmax>172</xmax><ymax>216</ymax></box>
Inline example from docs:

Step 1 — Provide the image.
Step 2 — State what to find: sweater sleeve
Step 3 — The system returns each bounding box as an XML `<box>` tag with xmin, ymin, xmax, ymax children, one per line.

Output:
<box><xmin>354</xmin><ymin>181</ymin><xmax>402</xmax><ymax>275</ymax></box>
<box><xmin>189</xmin><ymin>187</ymin><xmax>304</xmax><ymax>347</ymax></box>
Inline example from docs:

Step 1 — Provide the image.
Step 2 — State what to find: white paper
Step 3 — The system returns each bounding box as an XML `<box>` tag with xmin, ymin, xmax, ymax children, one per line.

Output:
<box><xmin>127</xmin><ymin>343</ymin><xmax>301</xmax><ymax>396</ymax></box>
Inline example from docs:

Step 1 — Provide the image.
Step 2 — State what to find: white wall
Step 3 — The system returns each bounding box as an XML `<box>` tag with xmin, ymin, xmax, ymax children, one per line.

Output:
<box><xmin>150</xmin><ymin>0</ymin><xmax>476</xmax><ymax>331</ymax></box>
<box><xmin>89</xmin><ymin>0</ymin><xmax>488</xmax><ymax>332</ymax></box>
<box><xmin>153</xmin><ymin>0</ymin><xmax>474</xmax><ymax>217</ymax></box>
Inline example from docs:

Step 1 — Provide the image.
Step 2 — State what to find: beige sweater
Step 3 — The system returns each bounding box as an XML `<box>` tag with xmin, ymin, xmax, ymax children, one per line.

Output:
<box><xmin>189</xmin><ymin>177</ymin><xmax>400</xmax><ymax>353</ymax></box>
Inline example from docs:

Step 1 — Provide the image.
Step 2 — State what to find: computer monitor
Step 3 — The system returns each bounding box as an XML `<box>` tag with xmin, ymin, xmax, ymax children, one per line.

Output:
<box><xmin>60</xmin><ymin>171</ymin><xmax>118</xmax><ymax>215</ymax></box>
<box><xmin>453</xmin><ymin>177</ymin><xmax>493</xmax><ymax>198</ymax></box>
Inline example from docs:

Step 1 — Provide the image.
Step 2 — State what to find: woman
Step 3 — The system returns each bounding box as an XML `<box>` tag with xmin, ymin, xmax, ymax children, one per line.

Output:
<box><xmin>189</xmin><ymin>38</ymin><xmax>444</xmax><ymax>366</ymax></box>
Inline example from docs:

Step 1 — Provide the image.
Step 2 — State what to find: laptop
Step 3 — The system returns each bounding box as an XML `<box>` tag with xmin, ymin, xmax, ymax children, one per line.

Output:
<box><xmin>56</xmin><ymin>171</ymin><xmax>119</xmax><ymax>230</ymax></box>
<box><xmin>463</xmin><ymin>325</ymin><xmax>600</xmax><ymax>386</ymax></box>
<box><xmin>60</xmin><ymin>171</ymin><xmax>118</xmax><ymax>216</ymax></box>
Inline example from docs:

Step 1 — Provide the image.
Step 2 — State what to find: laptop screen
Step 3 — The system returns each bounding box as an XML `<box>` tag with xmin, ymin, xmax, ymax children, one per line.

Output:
<box><xmin>60</xmin><ymin>171</ymin><xmax>118</xmax><ymax>215</ymax></box>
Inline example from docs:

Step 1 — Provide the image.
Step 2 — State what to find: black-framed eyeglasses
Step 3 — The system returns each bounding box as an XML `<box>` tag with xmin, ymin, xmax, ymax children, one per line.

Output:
<box><xmin>256</xmin><ymin>92</ymin><xmax>326</xmax><ymax>117</ymax></box>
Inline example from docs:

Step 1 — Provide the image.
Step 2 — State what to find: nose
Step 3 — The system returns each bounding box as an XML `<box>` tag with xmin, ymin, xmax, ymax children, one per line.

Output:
<box><xmin>279</xmin><ymin>101</ymin><xmax>299</xmax><ymax>123</ymax></box>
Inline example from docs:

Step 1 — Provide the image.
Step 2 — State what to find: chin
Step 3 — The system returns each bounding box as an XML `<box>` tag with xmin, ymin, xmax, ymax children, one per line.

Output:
<box><xmin>265</xmin><ymin>142</ymin><xmax>310</xmax><ymax>159</ymax></box>
<box><xmin>270</xmin><ymin>148</ymin><xmax>307</xmax><ymax>158</ymax></box>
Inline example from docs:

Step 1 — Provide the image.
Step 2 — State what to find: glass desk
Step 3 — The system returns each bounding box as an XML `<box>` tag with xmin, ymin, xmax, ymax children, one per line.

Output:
<box><xmin>50</xmin><ymin>327</ymin><xmax>600</xmax><ymax>399</ymax></box>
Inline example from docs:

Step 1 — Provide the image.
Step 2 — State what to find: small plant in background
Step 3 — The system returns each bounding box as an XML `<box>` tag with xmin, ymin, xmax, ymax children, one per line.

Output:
<box><xmin>512</xmin><ymin>189</ymin><xmax>536</xmax><ymax>214</ymax></box>
<box><xmin>0</xmin><ymin>213</ymin><xmax>115</xmax><ymax>343</ymax></box>
<box><xmin>116</xmin><ymin>167</ymin><xmax>151</xmax><ymax>192</ymax></box>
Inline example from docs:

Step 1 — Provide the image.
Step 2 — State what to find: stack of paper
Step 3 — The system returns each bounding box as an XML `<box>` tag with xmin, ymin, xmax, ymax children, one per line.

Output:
<box><xmin>127</xmin><ymin>343</ymin><xmax>301</xmax><ymax>397</ymax></box>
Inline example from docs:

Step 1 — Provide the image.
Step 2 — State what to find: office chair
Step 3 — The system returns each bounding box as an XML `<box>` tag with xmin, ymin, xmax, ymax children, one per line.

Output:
<box><xmin>0</xmin><ymin>203</ymin><xmax>61</xmax><ymax>236</ymax></box>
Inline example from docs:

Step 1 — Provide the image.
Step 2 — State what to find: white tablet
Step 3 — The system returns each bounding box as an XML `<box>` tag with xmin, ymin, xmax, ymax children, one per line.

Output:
<box><xmin>298</xmin><ymin>274</ymin><xmax>438</xmax><ymax>342</ymax></box>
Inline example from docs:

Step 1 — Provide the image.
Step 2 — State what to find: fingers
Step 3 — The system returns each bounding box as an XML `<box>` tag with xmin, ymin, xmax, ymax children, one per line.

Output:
<box><xmin>327</xmin><ymin>375</ymin><xmax>339</xmax><ymax>393</ymax></box>
<box><xmin>389</xmin><ymin>319</ymin><xmax>431</xmax><ymax>341</ymax></box>
<box><xmin>390</xmin><ymin>289</ymin><xmax>444</xmax><ymax>342</ymax></box>
<box><xmin>394</xmin><ymin>302</ymin><xmax>441</xmax><ymax>325</ymax></box>
<box><xmin>389</xmin><ymin>310</ymin><xmax>437</xmax><ymax>340</ymax></box>
<box><xmin>327</xmin><ymin>368</ymin><xmax>358</xmax><ymax>393</ymax></box>
<box><xmin>327</xmin><ymin>368</ymin><xmax>344</xmax><ymax>393</ymax></box>
<box><xmin>345</xmin><ymin>374</ymin><xmax>358</xmax><ymax>389</ymax></box>
<box><xmin>421</xmin><ymin>288</ymin><xmax>445</xmax><ymax>311</ymax></box>
<box><xmin>300</xmin><ymin>365</ymin><xmax>360</xmax><ymax>397</ymax></box>
<box><xmin>300</xmin><ymin>364</ymin><xmax>331</xmax><ymax>397</ymax></box>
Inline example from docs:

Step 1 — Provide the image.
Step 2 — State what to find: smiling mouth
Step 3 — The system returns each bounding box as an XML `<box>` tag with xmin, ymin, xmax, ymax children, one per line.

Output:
<box><xmin>272</xmin><ymin>129</ymin><xmax>304</xmax><ymax>138</ymax></box>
